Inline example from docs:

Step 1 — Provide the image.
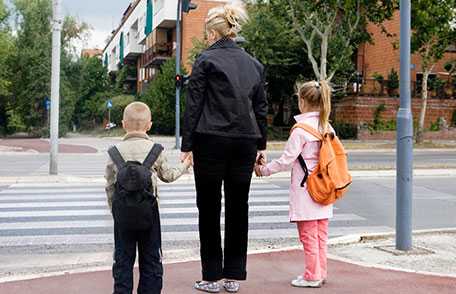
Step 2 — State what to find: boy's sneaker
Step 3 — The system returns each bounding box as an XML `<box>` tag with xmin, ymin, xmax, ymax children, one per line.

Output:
<box><xmin>194</xmin><ymin>281</ymin><xmax>220</xmax><ymax>293</ymax></box>
<box><xmin>223</xmin><ymin>280</ymin><xmax>240</xmax><ymax>293</ymax></box>
<box><xmin>291</xmin><ymin>276</ymin><xmax>323</xmax><ymax>288</ymax></box>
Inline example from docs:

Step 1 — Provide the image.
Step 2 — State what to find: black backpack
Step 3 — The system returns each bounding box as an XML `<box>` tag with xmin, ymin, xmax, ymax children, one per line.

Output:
<box><xmin>108</xmin><ymin>144</ymin><xmax>164</xmax><ymax>231</ymax></box>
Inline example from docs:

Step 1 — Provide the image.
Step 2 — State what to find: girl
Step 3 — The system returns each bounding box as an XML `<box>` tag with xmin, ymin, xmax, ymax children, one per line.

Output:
<box><xmin>255</xmin><ymin>80</ymin><xmax>333</xmax><ymax>288</ymax></box>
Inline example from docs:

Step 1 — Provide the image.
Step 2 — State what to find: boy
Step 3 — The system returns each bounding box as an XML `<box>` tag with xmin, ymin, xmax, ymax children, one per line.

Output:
<box><xmin>105</xmin><ymin>102</ymin><xmax>192</xmax><ymax>294</ymax></box>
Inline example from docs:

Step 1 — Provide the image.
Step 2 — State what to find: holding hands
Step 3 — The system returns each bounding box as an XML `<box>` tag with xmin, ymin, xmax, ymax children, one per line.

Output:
<box><xmin>254</xmin><ymin>151</ymin><xmax>266</xmax><ymax>177</ymax></box>
<box><xmin>180</xmin><ymin>152</ymin><xmax>194</xmax><ymax>168</ymax></box>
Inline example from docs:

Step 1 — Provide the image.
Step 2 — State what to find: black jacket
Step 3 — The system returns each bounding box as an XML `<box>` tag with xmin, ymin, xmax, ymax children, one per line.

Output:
<box><xmin>181</xmin><ymin>38</ymin><xmax>268</xmax><ymax>152</ymax></box>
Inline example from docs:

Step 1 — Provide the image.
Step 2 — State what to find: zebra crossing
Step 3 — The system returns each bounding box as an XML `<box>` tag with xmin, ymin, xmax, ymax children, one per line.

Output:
<box><xmin>0</xmin><ymin>179</ymin><xmax>392</xmax><ymax>249</ymax></box>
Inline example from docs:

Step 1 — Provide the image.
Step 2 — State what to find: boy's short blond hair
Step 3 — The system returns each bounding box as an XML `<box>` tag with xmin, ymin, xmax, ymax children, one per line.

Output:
<box><xmin>123</xmin><ymin>102</ymin><xmax>152</xmax><ymax>131</ymax></box>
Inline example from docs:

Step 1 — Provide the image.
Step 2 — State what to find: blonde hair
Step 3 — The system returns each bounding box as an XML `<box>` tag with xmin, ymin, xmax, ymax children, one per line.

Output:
<box><xmin>297</xmin><ymin>80</ymin><xmax>332</xmax><ymax>133</ymax></box>
<box><xmin>123</xmin><ymin>102</ymin><xmax>152</xmax><ymax>131</ymax></box>
<box><xmin>206</xmin><ymin>3</ymin><xmax>248</xmax><ymax>39</ymax></box>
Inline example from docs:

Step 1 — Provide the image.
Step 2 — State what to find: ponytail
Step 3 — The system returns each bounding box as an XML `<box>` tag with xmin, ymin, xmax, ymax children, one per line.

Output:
<box><xmin>297</xmin><ymin>80</ymin><xmax>332</xmax><ymax>134</ymax></box>
<box><xmin>319</xmin><ymin>80</ymin><xmax>332</xmax><ymax>133</ymax></box>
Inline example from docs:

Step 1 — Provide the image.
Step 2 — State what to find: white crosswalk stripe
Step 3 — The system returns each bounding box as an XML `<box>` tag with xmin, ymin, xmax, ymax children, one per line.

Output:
<box><xmin>0</xmin><ymin>180</ymin><xmax>389</xmax><ymax>248</ymax></box>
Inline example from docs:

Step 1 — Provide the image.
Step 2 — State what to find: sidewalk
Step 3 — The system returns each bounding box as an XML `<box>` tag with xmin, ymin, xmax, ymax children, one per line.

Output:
<box><xmin>0</xmin><ymin>249</ymin><xmax>454</xmax><ymax>294</ymax></box>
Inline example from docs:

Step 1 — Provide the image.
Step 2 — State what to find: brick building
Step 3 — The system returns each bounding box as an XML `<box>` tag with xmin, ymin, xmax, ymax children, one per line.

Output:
<box><xmin>81</xmin><ymin>49</ymin><xmax>103</xmax><ymax>59</ymax></box>
<box><xmin>102</xmin><ymin>0</ymin><xmax>226</xmax><ymax>94</ymax></box>
<box><xmin>333</xmin><ymin>11</ymin><xmax>456</xmax><ymax>133</ymax></box>
<box><xmin>357</xmin><ymin>11</ymin><xmax>456</xmax><ymax>84</ymax></box>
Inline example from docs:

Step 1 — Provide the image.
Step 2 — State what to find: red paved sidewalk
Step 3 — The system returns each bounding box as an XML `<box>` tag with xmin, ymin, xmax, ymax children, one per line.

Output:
<box><xmin>1</xmin><ymin>250</ymin><xmax>455</xmax><ymax>294</ymax></box>
<box><xmin>0</xmin><ymin>139</ymin><xmax>97</xmax><ymax>153</ymax></box>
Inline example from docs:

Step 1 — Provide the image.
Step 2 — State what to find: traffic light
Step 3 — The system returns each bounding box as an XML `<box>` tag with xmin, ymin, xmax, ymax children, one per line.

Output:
<box><xmin>182</xmin><ymin>0</ymin><xmax>197</xmax><ymax>13</ymax></box>
<box><xmin>176</xmin><ymin>74</ymin><xmax>190</xmax><ymax>88</ymax></box>
<box><xmin>175</xmin><ymin>74</ymin><xmax>183</xmax><ymax>88</ymax></box>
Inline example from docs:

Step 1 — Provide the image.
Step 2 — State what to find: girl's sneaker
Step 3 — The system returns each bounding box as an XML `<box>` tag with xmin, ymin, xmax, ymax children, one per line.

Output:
<box><xmin>291</xmin><ymin>276</ymin><xmax>323</xmax><ymax>288</ymax></box>
<box><xmin>194</xmin><ymin>281</ymin><xmax>221</xmax><ymax>293</ymax></box>
<box><xmin>223</xmin><ymin>280</ymin><xmax>240</xmax><ymax>293</ymax></box>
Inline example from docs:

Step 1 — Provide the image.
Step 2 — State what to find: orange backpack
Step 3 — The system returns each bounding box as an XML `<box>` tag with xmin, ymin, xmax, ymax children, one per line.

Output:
<box><xmin>291</xmin><ymin>123</ymin><xmax>352</xmax><ymax>205</ymax></box>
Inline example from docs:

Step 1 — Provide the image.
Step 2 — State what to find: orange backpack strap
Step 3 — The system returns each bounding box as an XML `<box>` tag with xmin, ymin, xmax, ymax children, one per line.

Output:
<box><xmin>291</xmin><ymin>123</ymin><xmax>323</xmax><ymax>141</ymax></box>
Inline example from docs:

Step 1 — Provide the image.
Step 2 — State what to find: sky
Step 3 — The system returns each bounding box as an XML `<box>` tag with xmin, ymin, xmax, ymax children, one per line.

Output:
<box><xmin>61</xmin><ymin>0</ymin><xmax>130</xmax><ymax>50</ymax></box>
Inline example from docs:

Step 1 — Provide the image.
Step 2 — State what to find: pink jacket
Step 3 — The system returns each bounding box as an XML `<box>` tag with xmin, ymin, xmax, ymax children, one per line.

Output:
<box><xmin>260</xmin><ymin>112</ymin><xmax>333</xmax><ymax>222</ymax></box>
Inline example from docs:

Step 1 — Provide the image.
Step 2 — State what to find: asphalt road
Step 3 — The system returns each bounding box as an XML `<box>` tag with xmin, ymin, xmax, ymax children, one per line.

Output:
<box><xmin>0</xmin><ymin>149</ymin><xmax>455</xmax><ymax>177</ymax></box>
<box><xmin>0</xmin><ymin>175</ymin><xmax>454</xmax><ymax>278</ymax></box>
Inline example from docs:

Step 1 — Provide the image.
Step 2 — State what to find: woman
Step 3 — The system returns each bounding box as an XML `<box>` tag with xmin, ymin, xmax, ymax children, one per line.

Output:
<box><xmin>180</xmin><ymin>3</ymin><xmax>268</xmax><ymax>293</ymax></box>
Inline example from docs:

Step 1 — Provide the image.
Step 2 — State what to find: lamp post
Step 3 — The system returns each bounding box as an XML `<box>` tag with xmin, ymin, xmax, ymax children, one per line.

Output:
<box><xmin>49</xmin><ymin>0</ymin><xmax>62</xmax><ymax>175</ymax></box>
<box><xmin>396</xmin><ymin>0</ymin><xmax>414</xmax><ymax>251</ymax></box>
<box><xmin>175</xmin><ymin>0</ymin><xmax>197</xmax><ymax>150</ymax></box>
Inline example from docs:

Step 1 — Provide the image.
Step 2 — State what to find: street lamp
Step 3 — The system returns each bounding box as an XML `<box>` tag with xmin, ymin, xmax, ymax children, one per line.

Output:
<box><xmin>175</xmin><ymin>0</ymin><xmax>198</xmax><ymax>150</ymax></box>
<box><xmin>396</xmin><ymin>0</ymin><xmax>414</xmax><ymax>251</ymax></box>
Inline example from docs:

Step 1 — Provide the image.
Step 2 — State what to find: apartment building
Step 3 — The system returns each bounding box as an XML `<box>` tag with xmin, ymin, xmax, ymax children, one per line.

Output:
<box><xmin>103</xmin><ymin>0</ymin><xmax>226</xmax><ymax>93</ymax></box>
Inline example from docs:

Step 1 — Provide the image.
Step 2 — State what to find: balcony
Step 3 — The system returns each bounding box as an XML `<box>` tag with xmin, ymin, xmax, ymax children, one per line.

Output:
<box><xmin>142</xmin><ymin>42</ymin><xmax>173</xmax><ymax>68</ymax></box>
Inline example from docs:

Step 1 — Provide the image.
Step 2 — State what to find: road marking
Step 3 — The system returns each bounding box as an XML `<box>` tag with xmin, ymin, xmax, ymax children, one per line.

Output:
<box><xmin>0</xmin><ymin>214</ymin><xmax>365</xmax><ymax>230</ymax></box>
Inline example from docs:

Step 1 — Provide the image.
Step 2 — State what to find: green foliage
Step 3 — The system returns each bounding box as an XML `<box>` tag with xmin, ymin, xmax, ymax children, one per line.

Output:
<box><xmin>429</xmin><ymin>119</ymin><xmax>440</xmax><ymax>132</ymax></box>
<box><xmin>286</xmin><ymin>0</ymin><xmax>397</xmax><ymax>81</ymax></box>
<box><xmin>411</xmin><ymin>0</ymin><xmax>456</xmax><ymax>71</ymax></box>
<box><xmin>242</xmin><ymin>0</ymin><xmax>311</xmax><ymax>108</ymax></box>
<box><xmin>1</xmin><ymin>0</ymin><xmax>90</xmax><ymax>136</ymax></box>
<box><xmin>73</xmin><ymin>57</ymin><xmax>110</xmax><ymax>128</ymax></box>
<box><xmin>368</xmin><ymin>103</ymin><xmax>397</xmax><ymax>132</ymax></box>
<box><xmin>187</xmin><ymin>37</ymin><xmax>208</xmax><ymax>67</ymax></box>
<box><xmin>115</xmin><ymin>64</ymin><xmax>137</xmax><ymax>94</ymax></box>
<box><xmin>372</xmin><ymin>72</ymin><xmax>384</xmax><ymax>83</ymax></box>
<box><xmin>387</xmin><ymin>68</ymin><xmax>399</xmax><ymax>95</ymax></box>
<box><xmin>140</xmin><ymin>59</ymin><xmax>187</xmax><ymax>135</ymax></box>
<box><xmin>332</xmin><ymin>122</ymin><xmax>358</xmax><ymax>139</ymax></box>
<box><xmin>102</xmin><ymin>95</ymin><xmax>135</xmax><ymax>127</ymax></box>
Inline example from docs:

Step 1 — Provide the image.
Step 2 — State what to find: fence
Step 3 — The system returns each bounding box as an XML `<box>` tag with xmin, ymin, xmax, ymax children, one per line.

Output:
<box><xmin>344</xmin><ymin>78</ymin><xmax>455</xmax><ymax>99</ymax></box>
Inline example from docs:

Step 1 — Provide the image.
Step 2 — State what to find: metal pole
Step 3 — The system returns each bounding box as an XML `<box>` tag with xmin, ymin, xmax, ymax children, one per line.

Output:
<box><xmin>175</xmin><ymin>0</ymin><xmax>182</xmax><ymax>150</ymax></box>
<box><xmin>396</xmin><ymin>0</ymin><xmax>413</xmax><ymax>251</ymax></box>
<box><xmin>49</xmin><ymin>0</ymin><xmax>62</xmax><ymax>175</ymax></box>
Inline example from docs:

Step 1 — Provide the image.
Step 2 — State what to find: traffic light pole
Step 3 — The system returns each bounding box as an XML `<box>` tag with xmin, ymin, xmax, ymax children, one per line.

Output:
<box><xmin>175</xmin><ymin>0</ymin><xmax>182</xmax><ymax>150</ymax></box>
<box><xmin>396</xmin><ymin>0</ymin><xmax>413</xmax><ymax>251</ymax></box>
<box><xmin>50</xmin><ymin>0</ymin><xmax>62</xmax><ymax>175</ymax></box>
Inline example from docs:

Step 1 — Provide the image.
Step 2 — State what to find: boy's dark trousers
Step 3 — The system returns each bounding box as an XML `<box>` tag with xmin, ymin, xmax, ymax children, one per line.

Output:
<box><xmin>112</xmin><ymin>205</ymin><xmax>163</xmax><ymax>294</ymax></box>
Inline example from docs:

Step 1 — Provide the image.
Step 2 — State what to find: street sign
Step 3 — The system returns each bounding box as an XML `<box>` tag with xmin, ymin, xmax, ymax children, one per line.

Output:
<box><xmin>44</xmin><ymin>97</ymin><xmax>51</xmax><ymax>111</ymax></box>
<box><xmin>107</xmin><ymin>99</ymin><xmax>113</xmax><ymax>109</ymax></box>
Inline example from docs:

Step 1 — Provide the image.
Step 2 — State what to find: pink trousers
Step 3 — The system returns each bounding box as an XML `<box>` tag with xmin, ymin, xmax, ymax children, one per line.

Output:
<box><xmin>297</xmin><ymin>219</ymin><xmax>329</xmax><ymax>281</ymax></box>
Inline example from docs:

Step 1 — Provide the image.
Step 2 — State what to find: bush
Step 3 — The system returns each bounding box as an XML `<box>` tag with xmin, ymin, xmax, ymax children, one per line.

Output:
<box><xmin>332</xmin><ymin>122</ymin><xmax>358</xmax><ymax>139</ymax></box>
<box><xmin>452</xmin><ymin>110</ymin><xmax>456</xmax><ymax>127</ymax></box>
<box><xmin>387</xmin><ymin>68</ymin><xmax>399</xmax><ymax>96</ymax></box>
<box><xmin>140</xmin><ymin>59</ymin><xmax>187</xmax><ymax>135</ymax></box>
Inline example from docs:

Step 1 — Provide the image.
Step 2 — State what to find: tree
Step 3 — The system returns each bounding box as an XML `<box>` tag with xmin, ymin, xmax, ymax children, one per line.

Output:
<box><xmin>286</xmin><ymin>0</ymin><xmax>397</xmax><ymax>81</ymax></box>
<box><xmin>72</xmin><ymin>56</ymin><xmax>110</xmax><ymax>128</ymax></box>
<box><xmin>140</xmin><ymin>59</ymin><xmax>187</xmax><ymax>135</ymax></box>
<box><xmin>412</xmin><ymin>0</ymin><xmax>456</xmax><ymax>143</ymax></box>
<box><xmin>0</xmin><ymin>0</ymin><xmax>14</xmax><ymax>134</ymax></box>
<box><xmin>8</xmin><ymin>0</ymin><xmax>89</xmax><ymax>135</ymax></box>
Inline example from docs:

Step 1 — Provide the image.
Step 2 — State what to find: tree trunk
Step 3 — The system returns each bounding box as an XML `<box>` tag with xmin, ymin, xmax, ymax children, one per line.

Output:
<box><xmin>416</xmin><ymin>70</ymin><xmax>430</xmax><ymax>144</ymax></box>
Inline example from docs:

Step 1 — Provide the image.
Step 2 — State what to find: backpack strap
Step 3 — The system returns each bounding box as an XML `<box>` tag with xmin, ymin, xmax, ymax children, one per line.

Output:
<box><xmin>292</xmin><ymin>123</ymin><xmax>324</xmax><ymax>141</ymax></box>
<box><xmin>297</xmin><ymin>155</ymin><xmax>309</xmax><ymax>187</ymax></box>
<box><xmin>143</xmin><ymin>144</ymin><xmax>164</xmax><ymax>169</ymax></box>
<box><xmin>108</xmin><ymin>146</ymin><xmax>126</xmax><ymax>169</ymax></box>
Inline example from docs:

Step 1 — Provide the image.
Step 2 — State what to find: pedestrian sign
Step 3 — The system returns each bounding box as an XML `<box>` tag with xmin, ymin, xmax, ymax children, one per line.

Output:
<box><xmin>44</xmin><ymin>97</ymin><xmax>50</xmax><ymax>111</ymax></box>
<box><xmin>107</xmin><ymin>100</ymin><xmax>113</xmax><ymax>109</ymax></box>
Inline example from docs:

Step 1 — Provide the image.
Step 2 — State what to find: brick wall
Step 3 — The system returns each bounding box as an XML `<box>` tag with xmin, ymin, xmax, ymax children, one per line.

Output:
<box><xmin>358</xmin><ymin>11</ymin><xmax>456</xmax><ymax>81</ymax></box>
<box><xmin>182</xmin><ymin>0</ymin><xmax>228</xmax><ymax>72</ymax></box>
<box><xmin>333</xmin><ymin>96</ymin><xmax>456</xmax><ymax>128</ymax></box>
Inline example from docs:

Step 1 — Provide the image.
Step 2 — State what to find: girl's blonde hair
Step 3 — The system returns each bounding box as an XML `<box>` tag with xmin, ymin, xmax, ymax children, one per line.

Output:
<box><xmin>206</xmin><ymin>3</ymin><xmax>248</xmax><ymax>39</ymax></box>
<box><xmin>297</xmin><ymin>80</ymin><xmax>332</xmax><ymax>133</ymax></box>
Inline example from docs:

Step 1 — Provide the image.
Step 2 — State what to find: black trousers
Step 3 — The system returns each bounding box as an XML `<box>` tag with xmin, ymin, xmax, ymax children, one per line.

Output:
<box><xmin>112</xmin><ymin>205</ymin><xmax>163</xmax><ymax>294</ymax></box>
<box><xmin>193</xmin><ymin>134</ymin><xmax>258</xmax><ymax>282</ymax></box>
